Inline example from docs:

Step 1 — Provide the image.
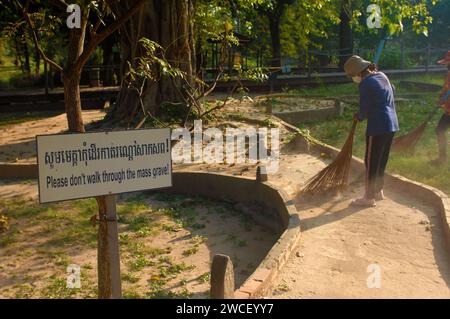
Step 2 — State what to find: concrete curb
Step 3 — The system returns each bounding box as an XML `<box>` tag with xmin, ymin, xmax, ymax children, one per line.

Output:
<box><xmin>254</xmin><ymin>94</ymin><xmax>344</xmax><ymax>124</ymax></box>
<box><xmin>163</xmin><ymin>171</ymin><xmax>302</xmax><ymax>299</ymax></box>
<box><xmin>0</xmin><ymin>163</ymin><xmax>38</xmax><ymax>179</ymax></box>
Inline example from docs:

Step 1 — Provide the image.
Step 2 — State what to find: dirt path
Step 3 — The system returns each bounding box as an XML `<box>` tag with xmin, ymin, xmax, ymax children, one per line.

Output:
<box><xmin>0</xmin><ymin>110</ymin><xmax>106</xmax><ymax>164</ymax></box>
<box><xmin>166</xmin><ymin>151</ymin><xmax>450</xmax><ymax>298</ymax></box>
<box><xmin>267</xmin><ymin>152</ymin><xmax>450</xmax><ymax>298</ymax></box>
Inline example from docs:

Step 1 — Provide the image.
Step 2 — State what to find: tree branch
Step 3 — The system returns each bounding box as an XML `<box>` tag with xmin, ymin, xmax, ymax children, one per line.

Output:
<box><xmin>18</xmin><ymin>0</ymin><xmax>63</xmax><ymax>72</ymax></box>
<box><xmin>75</xmin><ymin>0</ymin><xmax>145</xmax><ymax>71</ymax></box>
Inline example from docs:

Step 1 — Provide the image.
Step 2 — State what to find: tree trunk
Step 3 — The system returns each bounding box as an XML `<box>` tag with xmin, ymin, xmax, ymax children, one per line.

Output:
<box><xmin>23</xmin><ymin>40</ymin><xmax>31</xmax><ymax>76</ymax></box>
<box><xmin>113</xmin><ymin>0</ymin><xmax>195</xmax><ymax>123</ymax></box>
<box><xmin>63</xmin><ymin>71</ymin><xmax>85</xmax><ymax>132</ymax></box>
<box><xmin>338</xmin><ymin>0</ymin><xmax>353</xmax><ymax>70</ymax></box>
<box><xmin>63</xmin><ymin>11</ymin><xmax>88</xmax><ymax>133</ymax></box>
<box><xmin>13</xmin><ymin>38</ymin><xmax>22</xmax><ymax>69</ymax></box>
<box><xmin>34</xmin><ymin>49</ymin><xmax>40</xmax><ymax>76</ymax></box>
<box><xmin>269</xmin><ymin>15</ymin><xmax>282</xmax><ymax>68</ymax></box>
<box><xmin>101</xmin><ymin>36</ymin><xmax>115</xmax><ymax>86</ymax></box>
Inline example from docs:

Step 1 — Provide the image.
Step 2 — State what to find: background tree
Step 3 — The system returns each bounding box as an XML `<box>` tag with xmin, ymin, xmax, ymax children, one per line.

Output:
<box><xmin>258</xmin><ymin>0</ymin><xmax>296</xmax><ymax>69</ymax></box>
<box><xmin>111</xmin><ymin>0</ymin><xmax>195</xmax><ymax>123</ymax></box>
<box><xmin>19</xmin><ymin>0</ymin><xmax>145</xmax><ymax>133</ymax></box>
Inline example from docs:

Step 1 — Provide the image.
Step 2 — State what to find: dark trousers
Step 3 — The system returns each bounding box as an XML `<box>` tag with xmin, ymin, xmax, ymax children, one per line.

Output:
<box><xmin>364</xmin><ymin>132</ymin><xmax>395</xmax><ymax>199</ymax></box>
<box><xmin>436</xmin><ymin>113</ymin><xmax>449</xmax><ymax>160</ymax></box>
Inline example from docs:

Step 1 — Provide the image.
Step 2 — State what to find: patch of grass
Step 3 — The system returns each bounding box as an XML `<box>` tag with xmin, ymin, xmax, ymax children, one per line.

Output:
<box><xmin>124</xmin><ymin>193</ymin><xmax>146</xmax><ymax>203</ymax></box>
<box><xmin>71</xmin><ymin>199</ymin><xmax>98</xmax><ymax>217</ymax></box>
<box><xmin>13</xmin><ymin>283</ymin><xmax>34</xmax><ymax>299</ymax></box>
<box><xmin>237</xmin><ymin>239</ymin><xmax>247</xmax><ymax>247</ymax></box>
<box><xmin>161</xmin><ymin>224</ymin><xmax>180</xmax><ymax>232</ymax></box>
<box><xmin>122</xmin><ymin>272</ymin><xmax>140</xmax><ymax>283</ymax></box>
<box><xmin>148</xmin><ymin>247</ymin><xmax>171</xmax><ymax>258</ymax></box>
<box><xmin>128</xmin><ymin>255</ymin><xmax>155</xmax><ymax>272</ymax></box>
<box><xmin>40</xmin><ymin>275</ymin><xmax>80</xmax><ymax>299</ymax></box>
<box><xmin>119</xmin><ymin>233</ymin><xmax>131</xmax><ymax>244</ymax></box>
<box><xmin>2</xmin><ymin>199</ymin><xmax>49</xmax><ymax>218</ymax></box>
<box><xmin>240</xmin><ymin>215</ymin><xmax>253</xmax><ymax>232</ymax></box>
<box><xmin>157</xmin><ymin>257</ymin><xmax>195</xmax><ymax>279</ymax></box>
<box><xmin>50</xmin><ymin>252</ymin><xmax>71</xmax><ymax>267</ymax></box>
<box><xmin>146</xmin><ymin>280</ymin><xmax>193</xmax><ymax>299</ymax></box>
<box><xmin>152</xmin><ymin>192</ymin><xmax>190</xmax><ymax>203</ymax></box>
<box><xmin>275</xmin><ymin>282</ymin><xmax>290</xmax><ymax>293</ymax></box>
<box><xmin>122</xmin><ymin>215</ymin><xmax>153</xmax><ymax>233</ymax></box>
<box><xmin>0</xmin><ymin>228</ymin><xmax>19</xmax><ymax>247</ymax></box>
<box><xmin>125</xmin><ymin>242</ymin><xmax>160</xmax><ymax>272</ymax></box>
<box><xmin>191</xmin><ymin>223</ymin><xmax>205</xmax><ymax>230</ymax></box>
<box><xmin>160</xmin><ymin>206</ymin><xmax>201</xmax><ymax>229</ymax></box>
<box><xmin>123</xmin><ymin>289</ymin><xmax>143</xmax><ymax>299</ymax></box>
<box><xmin>117</xmin><ymin>202</ymin><xmax>149</xmax><ymax>217</ymax></box>
<box><xmin>290</xmin><ymin>73</ymin><xmax>445</xmax><ymax>98</ymax></box>
<box><xmin>182</xmin><ymin>246</ymin><xmax>199</xmax><ymax>257</ymax></box>
<box><xmin>135</xmin><ymin>226</ymin><xmax>159</xmax><ymax>237</ymax></box>
<box><xmin>190</xmin><ymin>235</ymin><xmax>207</xmax><ymax>245</ymax></box>
<box><xmin>198</xmin><ymin>272</ymin><xmax>211</xmax><ymax>283</ymax></box>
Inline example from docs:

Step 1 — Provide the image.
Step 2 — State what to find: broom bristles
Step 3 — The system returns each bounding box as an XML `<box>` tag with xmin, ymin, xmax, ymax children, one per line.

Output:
<box><xmin>302</xmin><ymin>120</ymin><xmax>358</xmax><ymax>195</ymax></box>
<box><xmin>391</xmin><ymin>122</ymin><xmax>427</xmax><ymax>153</ymax></box>
<box><xmin>391</xmin><ymin>107</ymin><xmax>439</xmax><ymax>154</ymax></box>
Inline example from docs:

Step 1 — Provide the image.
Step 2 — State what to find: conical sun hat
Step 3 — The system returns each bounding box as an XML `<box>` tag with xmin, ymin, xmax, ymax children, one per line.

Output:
<box><xmin>344</xmin><ymin>55</ymin><xmax>371</xmax><ymax>77</ymax></box>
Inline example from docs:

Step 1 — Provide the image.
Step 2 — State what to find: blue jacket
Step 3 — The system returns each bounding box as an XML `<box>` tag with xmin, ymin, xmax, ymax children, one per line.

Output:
<box><xmin>358</xmin><ymin>72</ymin><xmax>399</xmax><ymax>136</ymax></box>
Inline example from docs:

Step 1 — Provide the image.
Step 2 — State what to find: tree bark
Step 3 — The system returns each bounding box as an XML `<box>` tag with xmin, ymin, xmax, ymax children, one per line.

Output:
<box><xmin>23</xmin><ymin>39</ymin><xmax>31</xmax><ymax>76</ymax></box>
<box><xmin>63</xmin><ymin>71</ymin><xmax>85</xmax><ymax>132</ymax></box>
<box><xmin>113</xmin><ymin>0</ymin><xmax>195</xmax><ymax>122</ymax></box>
<box><xmin>34</xmin><ymin>46</ymin><xmax>40</xmax><ymax>76</ymax></box>
<box><xmin>338</xmin><ymin>0</ymin><xmax>353</xmax><ymax>70</ymax></box>
<box><xmin>101</xmin><ymin>38</ymin><xmax>115</xmax><ymax>86</ymax></box>
<box><xmin>262</xmin><ymin>0</ymin><xmax>293</xmax><ymax>69</ymax></box>
<box><xmin>269</xmin><ymin>14</ymin><xmax>282</xmax><ymax>68</ymax></box>
<box><xmin>62</xmin><ymin>9</ymin><xmax>88</xmax><ymax>133</ymax></box>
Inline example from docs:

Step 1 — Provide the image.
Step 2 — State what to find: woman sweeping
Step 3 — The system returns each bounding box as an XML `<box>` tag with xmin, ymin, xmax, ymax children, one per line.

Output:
<box><xmin>431</xmin><ymin>51</ymin><xmax>450</xmax><ymax>165</ymax></box>
<box><xmin>344</xmin><ymin>55</ymin><xmax>399</xmax><ymax>207</ymax></box>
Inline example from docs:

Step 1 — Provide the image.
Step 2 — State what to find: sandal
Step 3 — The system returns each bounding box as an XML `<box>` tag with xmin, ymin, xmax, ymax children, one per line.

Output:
<box><xmin>350</xmin><ymin>197</ymin><xmax>376</xmax><ymax>207</ymax></box>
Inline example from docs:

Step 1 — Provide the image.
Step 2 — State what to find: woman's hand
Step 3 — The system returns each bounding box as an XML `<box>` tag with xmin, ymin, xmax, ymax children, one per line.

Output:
<box><xmin>353</xmin><ymin>112</ymin><xmax>361</xmax><ymax>121</ymax></box>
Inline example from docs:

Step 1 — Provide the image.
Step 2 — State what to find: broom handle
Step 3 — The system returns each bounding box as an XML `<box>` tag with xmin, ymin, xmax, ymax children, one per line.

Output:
<box><xmin>340</xmin><ymin>119</ymin><xmax>358</xmax><ymax>152</ymax></box>
<box><xmin>424</xmin><ymin>106</ymin><xmax>441</xmax><ymax>123</ymax></box>
<box><xmin>349</xmin><ymin>119</ymin><xmax>358</xmax><ymax>136</ymax></box>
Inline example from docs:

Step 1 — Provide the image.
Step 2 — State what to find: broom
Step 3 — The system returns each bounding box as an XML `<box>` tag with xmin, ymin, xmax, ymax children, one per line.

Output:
<box><xmin>391</xmin><ymin>106</ymin><xmax>440</xmax><ymax>154</ymax></box>
<box><xmin>301</xmin><ymin>119</ymin><xmax>358</xmax><ymax>195</ymax></box>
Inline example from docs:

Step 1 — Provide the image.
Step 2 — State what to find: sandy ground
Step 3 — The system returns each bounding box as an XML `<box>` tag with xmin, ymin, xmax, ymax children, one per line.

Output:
<box><xmin>0</xmin><ymin>191</ymin><xmax>277</xmax><ymax>298</ymax></box>
<box><xmin>1</xmin><ymin>98</ymin><xmax>450</xmax><ymax>298</ymax></box>
<box><xmin>0</xmin><ymin>110</ymin><xmax>106</xmax><ymax>163</ymax></box>
<box><xmin>171</xmin><ymin>151</ymin><xmax>450</xmax><ymax>298</ymax></box>
<box><xmin>266</xmin><ymin>152</ymin><xmax>450</xmax><ymax>298</ymax></box>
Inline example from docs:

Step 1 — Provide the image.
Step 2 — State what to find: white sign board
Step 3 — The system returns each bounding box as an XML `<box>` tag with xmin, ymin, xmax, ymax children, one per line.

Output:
<box><xmin>36</xmin><ymin>128</ymin><xmax>172</xmax><ymax>203</ymax></box>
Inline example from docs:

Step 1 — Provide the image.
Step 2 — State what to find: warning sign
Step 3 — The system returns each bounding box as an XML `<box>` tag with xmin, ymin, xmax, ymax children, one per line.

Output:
<box><xmin>36</xmin><ymin>128</ymin><xmax>172</xmax><ymax>203</ymax></box>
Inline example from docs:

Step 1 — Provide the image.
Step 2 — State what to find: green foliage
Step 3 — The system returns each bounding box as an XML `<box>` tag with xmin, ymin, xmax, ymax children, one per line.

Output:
<box><xmin>281</xmin><ymin>0</ymin><xmax>339</xmax><ymax>57</ymax></box>
<box><xmin>350</xmin><ymin>0</ymin><xmax>438</xmax><ymax>37</ymax></box>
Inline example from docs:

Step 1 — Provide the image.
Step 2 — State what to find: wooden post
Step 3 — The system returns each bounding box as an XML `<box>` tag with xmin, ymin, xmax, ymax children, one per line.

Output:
<box><xmin>210</xmin><ymin>254</ymin><xmax>235</xmax><ymax>299</ymax></box>
<box><xmin>256</xmin><ymin>165</ymin><xmax>268</xmax><ymax>182</ymax></box>
<box><xmin>97</xmin><ymin>194</ymin><xmax>122</xmax><ymax>299</ymax></box>
<box><xmin>426</xmin><ymin>43</ymin><xmax>431</xmax><ymax>74</ymax></box>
